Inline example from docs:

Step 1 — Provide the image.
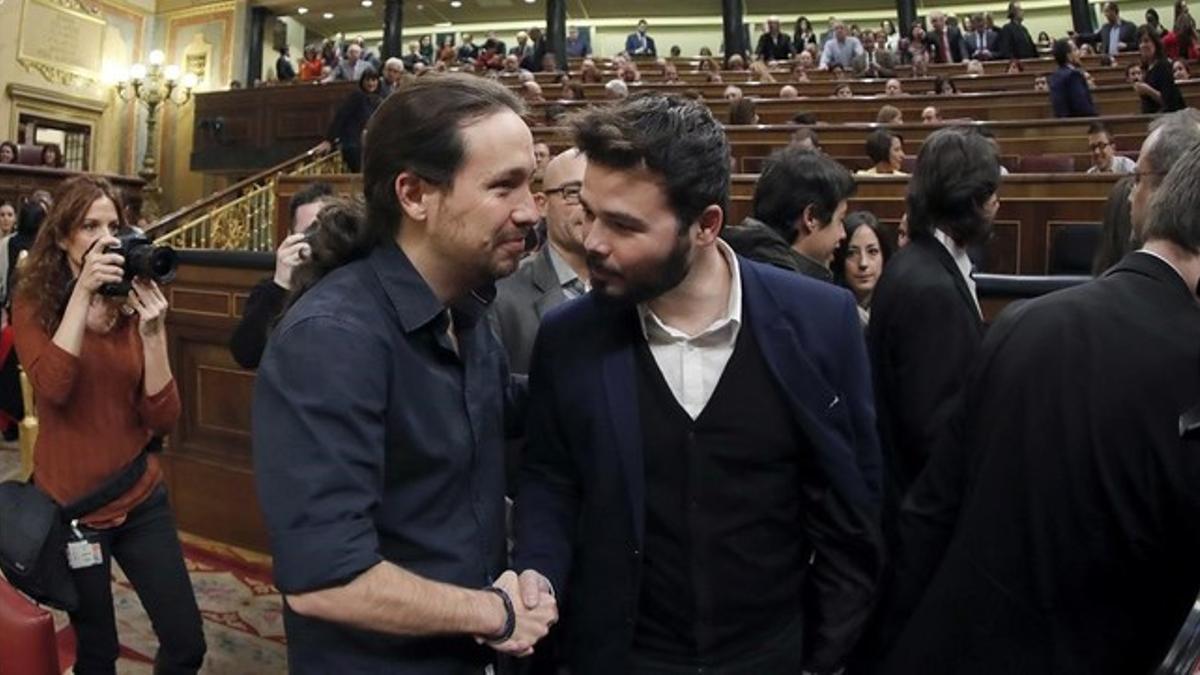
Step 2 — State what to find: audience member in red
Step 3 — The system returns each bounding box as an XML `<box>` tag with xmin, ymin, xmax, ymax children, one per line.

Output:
<box><xmin>41</xmin><ymin>143</ymin><xmax>63</xmax><ymax>168</ymax></box>
<box><xmin>0</xmin><ymin>141</ymin><xmax>16</xmax><ymax>164</ymax></box>
<box><xmin>1164</xmin><ymin>12</ymin><xmax>1200</xmax><ymax>59</ymax></box>
<box><xmin>298</xmin><ymin>44</ymin><xmax>324</xmax><ymax>81</ymax></box>
<box><xmin>11</xmin><ymin>175</ymin><xmax>204</xmax><ymax>674</ymax></box>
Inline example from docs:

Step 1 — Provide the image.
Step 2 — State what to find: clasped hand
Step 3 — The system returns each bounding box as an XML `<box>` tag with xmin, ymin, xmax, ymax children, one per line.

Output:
<box><xmin>483</xmin><ymin>569</ymin><xmax>557</xmax><ymax>658</ymax></box>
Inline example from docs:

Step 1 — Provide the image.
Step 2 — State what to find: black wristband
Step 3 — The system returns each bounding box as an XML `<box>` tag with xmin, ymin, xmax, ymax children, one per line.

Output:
<box><xmin>481</xmin><ymin>586</ymin><xmax>515</xmax><ymax>643</ymax></box>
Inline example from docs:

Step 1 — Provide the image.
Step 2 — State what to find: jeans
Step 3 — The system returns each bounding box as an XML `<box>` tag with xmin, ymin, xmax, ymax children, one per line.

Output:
<box><xmin>69</xmin><ymin>484</ymin><xmax>206</xmax><ymax>675</ymax></box>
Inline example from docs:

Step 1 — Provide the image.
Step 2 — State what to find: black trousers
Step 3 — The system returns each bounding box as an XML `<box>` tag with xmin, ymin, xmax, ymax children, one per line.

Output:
<box><xmin>69</xmin><ymin>484</ymin><xmax>206</xmax><ymax>675</ymax></box>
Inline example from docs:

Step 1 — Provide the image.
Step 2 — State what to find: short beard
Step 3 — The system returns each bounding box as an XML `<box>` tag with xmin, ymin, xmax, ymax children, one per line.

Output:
<box><xmin>591</xmin><ymin>233</ymin><xmax>692</xmax><ymax>308</ymax></box>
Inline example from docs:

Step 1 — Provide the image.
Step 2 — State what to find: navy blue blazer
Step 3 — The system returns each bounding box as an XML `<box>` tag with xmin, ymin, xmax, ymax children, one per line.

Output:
<box><xmin>1048</xmin><ymin>66</ymin><xmax>1097</xmax><ymax>118</ymax></box>
<box><xmin>624</xmin><ymin>32</ymin><xmax>657</xmax><ymax>56</ymax></box>
<box><xmin>514</xmin><ymin>256</ymin><xmax>883</xmax><ymax>673</ymax></box>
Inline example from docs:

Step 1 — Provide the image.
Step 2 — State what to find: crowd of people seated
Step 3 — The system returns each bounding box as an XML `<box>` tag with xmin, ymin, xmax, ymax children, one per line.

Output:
<box><xmin>254</xmin><ymin>1</ymin><xmax>1196</xmax><ymax>96</ymax></box>
<box><xmin>228</xmin><ymin>72</ymin><xmax>1200</xmax><ymax>674</ymax></box>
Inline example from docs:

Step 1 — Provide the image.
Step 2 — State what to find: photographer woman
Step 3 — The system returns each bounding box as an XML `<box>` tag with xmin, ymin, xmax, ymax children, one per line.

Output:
<box><xmin>11</xmin><ymin>176</ymin><xmax>205</xmax><ymax>674</ymax></box>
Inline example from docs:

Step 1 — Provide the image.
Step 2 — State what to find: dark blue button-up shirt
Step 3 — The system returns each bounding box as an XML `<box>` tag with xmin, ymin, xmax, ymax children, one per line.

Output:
<box><xmin>253</xmin><ymin>241</ymin><xmax>514</xmax><ymax>674</ymax></box>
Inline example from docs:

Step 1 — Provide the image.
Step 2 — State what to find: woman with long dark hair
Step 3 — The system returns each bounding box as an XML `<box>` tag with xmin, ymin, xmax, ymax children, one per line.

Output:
<box><xmin>833</xmin><ymin>211</ymin><xmax>894</xmax><ymax>326</ymax></box>
<box><xmin>317</xmin><ymin>69</ymin><xmax>384</xmax><ymax>172</ymax></box>
<box><xmin>1135</xmin><ymin>25</ymin><xmax>1187</xmax><ymax>112</ymax></box>
<box><xmin>11</xmin><ymin>175</ymin><xmax>204</xmax><ymax>674</ymax></box>
<box><xmin>1164</xmin><ymin>12</ymin><xmax>1200</xmax><ymax>60</ymax></box>
<box><xmin>794</xmin><ymin>16</ymin><xmax>817</xmax><ymax>49</ymax></box>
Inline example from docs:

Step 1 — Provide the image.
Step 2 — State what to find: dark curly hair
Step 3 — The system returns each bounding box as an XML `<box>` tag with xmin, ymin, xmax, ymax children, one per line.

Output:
<box><xmin>571</xmin><ymin>93</ymin><xmax>729</xmax><ymax>230</ymax></box>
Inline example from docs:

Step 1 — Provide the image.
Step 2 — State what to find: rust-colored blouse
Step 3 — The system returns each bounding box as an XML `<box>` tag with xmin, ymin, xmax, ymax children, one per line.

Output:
<box><xmin>12</xmin><ymin>298</ymin><xmax>180</xmax><ymax>527</ymax></box>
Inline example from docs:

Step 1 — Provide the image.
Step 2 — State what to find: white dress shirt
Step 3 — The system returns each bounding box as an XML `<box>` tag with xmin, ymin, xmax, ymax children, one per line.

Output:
<box><xmin>638</xmin><ymin>240</ymin><xmax>742</xmax><ymax>420</ymax></box>
<box><xmin>1087</xmin><ymin>154</ymin><xmax>1137</xmax><ymax>175</ymax></box>
<box><xmin>933</xmin><ymin>228</ymin><xmax>982</xmax><ymax>318</ymax></box>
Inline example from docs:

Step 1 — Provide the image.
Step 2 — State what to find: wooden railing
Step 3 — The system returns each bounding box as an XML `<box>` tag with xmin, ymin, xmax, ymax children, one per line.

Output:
<box><xmin>148</xmin><ymin>147</ymin><xmax>343</xmax><ymax>251</ymax></box>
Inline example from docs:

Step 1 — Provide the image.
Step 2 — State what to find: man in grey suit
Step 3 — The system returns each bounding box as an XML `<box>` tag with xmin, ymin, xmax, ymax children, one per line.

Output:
<box><xmin>491</xmin><ymin>149</ymin><xmax>589</xmax><ymax>374</ymax></box>
<box><xmin>852</xmin><ymin>38</ymin><xmax>897</xmax><ymax>78</ymax></box>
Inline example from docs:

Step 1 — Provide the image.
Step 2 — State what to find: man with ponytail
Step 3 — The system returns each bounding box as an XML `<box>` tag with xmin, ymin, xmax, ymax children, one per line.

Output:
<box><xmin>252</xmin><ymin>73</ymin><xmax>555</xmax><ymax>672</ymax></box>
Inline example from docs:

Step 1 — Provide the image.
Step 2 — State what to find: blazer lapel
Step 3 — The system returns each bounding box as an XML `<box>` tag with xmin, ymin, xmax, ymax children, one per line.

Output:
<box><xmin>531</xmin><ymin>248</ymin><xmax>569</xmax><ymax>319</ymax></box>
<box><xmin>741</xmin><ymin>263</ymin><xmax>839</xmax><ymax>425</ymax></box>
<box><xmin>922</xmin><ymin>237</ymin><xmax>983</xmax><ymax>328</ymax></box>
<box><xmin>599</xmin><ymin>308</ymin><xmax>646</xmax><ymax>546</ymax></box>
<box><xmin>741</xmin><ymin>261</ymin><xmax>874</xmax><ymax>507</ymax></box>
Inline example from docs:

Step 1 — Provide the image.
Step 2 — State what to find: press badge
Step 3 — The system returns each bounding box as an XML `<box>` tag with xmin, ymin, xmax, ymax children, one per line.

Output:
<box><xmin>66</xmin><ymin>520</ymin><xmax>103</xmax><ymax>570</ymax></box>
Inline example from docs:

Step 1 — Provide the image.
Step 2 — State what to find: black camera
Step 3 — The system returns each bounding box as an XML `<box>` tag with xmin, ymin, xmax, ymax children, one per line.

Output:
<box><xmin>99</xmin><ymin>233</ymin><xmax>178</xmax><ymax>297</ymax></box>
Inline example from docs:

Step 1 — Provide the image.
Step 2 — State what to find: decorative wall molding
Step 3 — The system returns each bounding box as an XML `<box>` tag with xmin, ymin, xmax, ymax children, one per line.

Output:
<box><xmin>17</xmin><ymin>0</ymin><xmax>107</xmax><ymax>86</ymax></box>
<box><xmin>6</xmin><ymin>83</ymin><xmax>108</xmax><ymax>114</ymax></box>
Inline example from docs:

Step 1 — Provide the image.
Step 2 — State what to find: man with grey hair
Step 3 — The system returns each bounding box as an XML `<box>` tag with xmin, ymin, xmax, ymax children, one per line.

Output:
<box><xmin>381</xmin><ymin>57</ymin><xmax>406</xmax><ymax>96</ymax></box>
<box><xmin>325</xmin><ymin>42</ymin><xmax>374</xmax><ymax>82</ymax></box>
<box><xmin>878</xmin><ymin>121</ymin><xmax>1200</xmax><ymax>674</ymax></box>
<box><xmin>926</xmin><ymin>10</ymin><xmax>965</xmax><ymax>63</ymax></box>
<box><xmin>819</xmin><ymin>20</ymin><xmax>865</xmax><ymax>70</ymax></box>
<box><xmin>1130</xmin><ymin>109</ymin><xmax>1200</xmax><ymax>242</ymax></box>
<box><xmin>604</xmin><ymin>79</ymin><xmax>628</xmax><ymax>99</ymax></box>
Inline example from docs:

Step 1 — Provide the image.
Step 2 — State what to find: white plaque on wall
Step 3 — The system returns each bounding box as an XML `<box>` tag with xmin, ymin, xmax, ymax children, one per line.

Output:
<box><xmin>18</xmin><ymin>0</ymin><xmax>107</xmax><ymax>85</ymax></box>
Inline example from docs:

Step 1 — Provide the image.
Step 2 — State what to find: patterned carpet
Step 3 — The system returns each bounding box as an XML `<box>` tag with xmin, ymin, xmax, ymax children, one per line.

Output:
<box><xmin>51</xmin><ymin>533</ymin><xmax>287</xmax><ymax>674</ymax></box>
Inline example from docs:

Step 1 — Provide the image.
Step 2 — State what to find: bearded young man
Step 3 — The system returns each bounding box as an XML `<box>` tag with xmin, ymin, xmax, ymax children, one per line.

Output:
<box><xmin>512</xmin><ymin>93</ymin><xmax>883</xmax><ymax>675</ymax></box>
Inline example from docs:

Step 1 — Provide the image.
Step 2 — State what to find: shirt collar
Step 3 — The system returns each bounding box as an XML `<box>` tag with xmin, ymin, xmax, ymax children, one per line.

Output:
<box><xmin>933</xmin><ymin>228</ymin><xmax>974</xmax><ymax>281</ymax></box>
<box><xmin>638</xmin><ymin>239</ymin><xmax>743</xmax><ymax>342</ymax></box>
<box><xmin>546</xmin><ymin>245</ymin><xmax>580</xmax><ymax>289</ymax></box>
<box><xmin>1136</xmin><ymin>247</ymin><xmax>1189</xmax><ymax>286</ymax></box>
<box><xmin>368</xmin><ymin>240</ymin><xmax>493</xmax><ymax>334</ymax></box>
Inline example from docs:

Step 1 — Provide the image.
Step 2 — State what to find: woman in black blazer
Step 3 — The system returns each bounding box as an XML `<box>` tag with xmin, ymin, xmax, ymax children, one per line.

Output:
<box><xmin>320</xmin><ymin>70</ymin><xmax>384</xmax><ymax>172</ymax></box>
<box><xmin>1136</xmin><ymin>25</ymin><xmax>1186</xmax><ymax>112</ymax></box>
<box><xmin>793</xmin><ymin>16</ymin><xmax>817</xmax><ymax>49</ymax></box>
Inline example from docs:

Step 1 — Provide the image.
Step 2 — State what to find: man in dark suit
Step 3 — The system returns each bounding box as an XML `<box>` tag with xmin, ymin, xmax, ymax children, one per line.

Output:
<box><xmin>995</xmin><ymin>1</ymin><xmax>1038</xmax><ymax>59</ymax></box>
<box><xmin>513</xmin><ymin>93</ymin><xmax>883</xmax><ymax>675</ymax></box>
<box><xmin>1096</xmin><ymin>1</ymin><xmax>1138</xmax><ymax>54</ymax></box>
<box><xmin>1048</xmin><ymin>39</ymin><xmax>1097</xmax><ymax>117</ymax></box>
<box><xmin>925</xmin><ymin>10</ymin><xmax>965</xmax><ymax>63</ymax></box>
<box><xmin>491</xmin><ymin>149</ymin><xmax>589</xmax><ymax>374</ymax></box>
<box><xmin>878</xmin><ymin>134</ymin><xmax>1200</xmax><ymax>675</ymax></box>
<box><xmin>963</xmin><ymin>13</ymin><xmax>998</xmax><ymax>59</ymax></box>
<box><xmin>625</xmin><ymin>19</ymin><xmax>657</xmax><ymax>56</ymax></box>
<box><xmin>866</xmin><ymin>127</ymin><xmax>999</xmax><ymax>545</ymax></box>
<box><xmin>756</xmin><ymin>16</ymin><xmax>796</xmax><ymax>61</ymax></box>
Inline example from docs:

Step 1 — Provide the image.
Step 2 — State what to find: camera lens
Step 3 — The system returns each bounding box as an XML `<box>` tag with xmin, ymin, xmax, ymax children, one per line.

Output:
<box><xmin>147</xmin><ymin>247</ymin><xmax>178</xmax><ymax>283</ymax></box>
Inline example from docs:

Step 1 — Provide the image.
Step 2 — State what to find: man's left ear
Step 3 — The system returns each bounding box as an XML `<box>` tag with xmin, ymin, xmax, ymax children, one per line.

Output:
<box><xmin>694</xmin><ymin>204</ymin><xmax>725</xmax><ymax>243</ymax></box>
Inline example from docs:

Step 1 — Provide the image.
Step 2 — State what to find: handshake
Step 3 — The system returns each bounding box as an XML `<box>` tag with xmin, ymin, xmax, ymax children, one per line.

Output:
<box><xmin>477</xmin><ymin>569</ymin><xmax>557</xmax><ymax>657</ymax></box>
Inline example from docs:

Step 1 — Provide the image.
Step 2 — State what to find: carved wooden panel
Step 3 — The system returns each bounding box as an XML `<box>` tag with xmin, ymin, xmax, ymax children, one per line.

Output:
<box><xmin>162</xmin><ymin>256</ymin><xmax>271</xmax><ymax>551</ymax></box>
